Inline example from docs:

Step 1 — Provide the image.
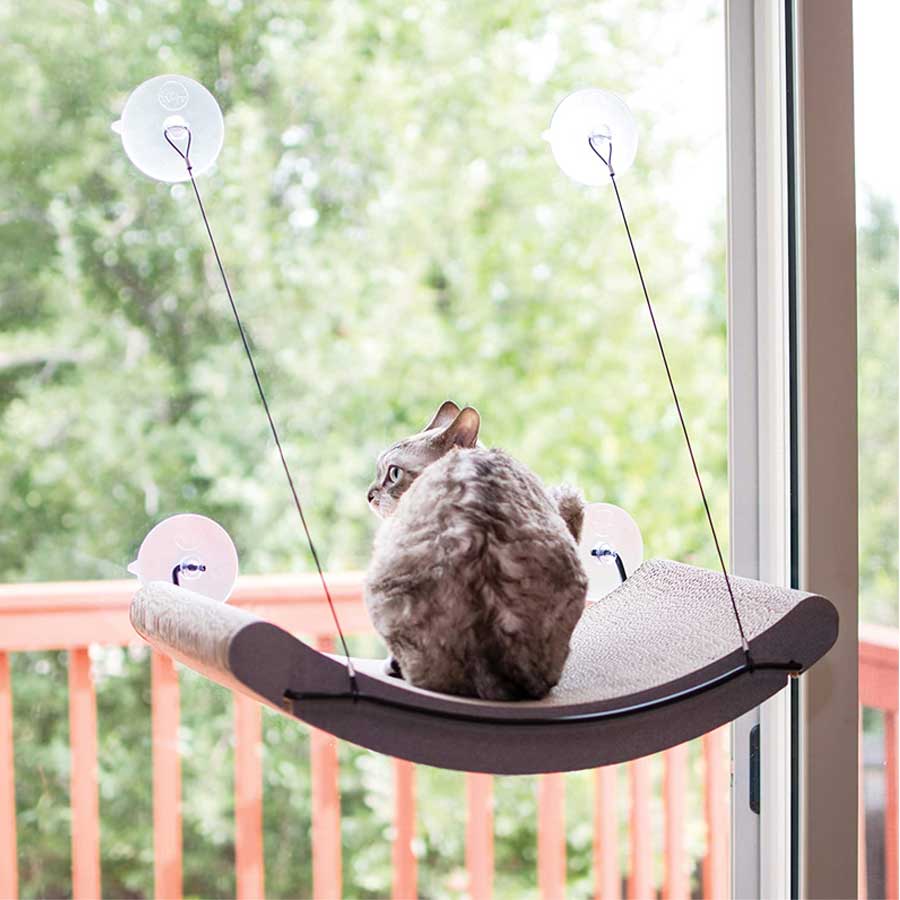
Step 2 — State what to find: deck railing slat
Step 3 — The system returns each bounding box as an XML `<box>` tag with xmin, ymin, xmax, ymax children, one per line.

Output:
<box><xmin>234</xmin><ymin>691</ymin><xmax>265</xmax><ymax>900</ymax></box>
<box><xmin>885</xmin><ymin>710</ymin><xmax>898</xmax><ymax>900</ymax></box>
<box><xmin>0</xmin><ymin>652</ymin><xmax>18</xmax><ymax>900</ymax></box>
<box><xmin>859</xmin><ymin>637</ymin><xmax>899</xmax><ymax>708</ymax></box>
<box><xmin>859</xmin><ymin>624</ymin><xmax>899</xmax><ymax>900</ymax></box>
<box><xmin>663</xmin><ymin>743</ymin><xmax>689</xmax><ymax>900</ymax></box>
<box><xmin>311</xmin><ymin>636</ymin><xmax>342</xmax><ymax>900</ymax></box>
<box><xmin>702</xmin><ymin>727</ymin><xmax>729</xmax><ymax>900</ymax></box>
<box><xmin>392</xmin><ymin>759</ymin><xmax>417</xmax><ymax>900</ymax></box>
<box><xmin>593</xmin><ymin>765</ymin><xmax>620</xmax><ymax>900</ymax></box>
<box><xmin>466</xmin><ymin>772</ymin><xmax>494</xmax><ymax>900</ymax></box>
<box><xmin>859</xmin><ymin>714</ymin><xmax>868</xmax><ymax>900</ymax></box>
<box><xmin>538</xmin><ymin>773</ymin><xmax>566</xmax><ymax>900</ymax></box>
<box><xmin>68</xmin><ymin>647</ymin><xmax>102</xmax><ymax>900</ymax></box>
<box><xmin>151</xmin><ymin>650</ymin><xmax>182</xmax><ymax>900</ymax></box>
<box><xmin>627</xmin><ymin>757</ymin><xmax>652</xmax><ymax>900</ymax></box>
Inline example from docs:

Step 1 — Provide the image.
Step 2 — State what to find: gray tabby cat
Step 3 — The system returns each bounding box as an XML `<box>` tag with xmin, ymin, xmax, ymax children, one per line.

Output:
<box><xmin>364</xmin><ymin>400</ymin><xmax>588</xmax><ymax>700</ymax></box>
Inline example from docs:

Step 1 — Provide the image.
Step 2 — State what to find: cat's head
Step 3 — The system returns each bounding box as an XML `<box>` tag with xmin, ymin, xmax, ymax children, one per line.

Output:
<box><xmin>367</xmin><ymin>400</ymin><xmax>481</xmax><ymax>518</ymax></box>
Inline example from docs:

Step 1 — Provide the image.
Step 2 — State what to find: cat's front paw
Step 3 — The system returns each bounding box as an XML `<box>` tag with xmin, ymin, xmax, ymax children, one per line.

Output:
<box><xmin>384</xmin><ymin>655</ymin><xmax>404</xmax><ymax>679</ymax></box>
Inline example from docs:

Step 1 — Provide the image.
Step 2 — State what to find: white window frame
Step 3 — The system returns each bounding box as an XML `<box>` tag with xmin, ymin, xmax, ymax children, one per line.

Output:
<box><xmin>726</xmin><ymin>2</ymin><xmax>793</xmax><ymax>896</ymax></box>
<box><xmin>726</xmin><ymin>1</ymin><xmax>858</xmax><ymax>897</ymax></box>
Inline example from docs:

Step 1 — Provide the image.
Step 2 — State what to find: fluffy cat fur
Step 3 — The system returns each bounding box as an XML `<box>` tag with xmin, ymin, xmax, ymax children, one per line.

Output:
<box><xmin>364</xmin><ymin>400</ymin><xmax>588</xmax><ymax>700</ymax></box>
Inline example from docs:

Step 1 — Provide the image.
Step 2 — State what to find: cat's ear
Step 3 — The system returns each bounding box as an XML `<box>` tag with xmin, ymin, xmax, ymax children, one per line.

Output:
<box><xmin>442</xmin><ymin>407</ymin><xmax>481</xmax><ymax>448</ymax></box>
<box><xmin>423</xmin><ymin>399</ymin><xmax>461</xmax><ymax>432</ymax></box>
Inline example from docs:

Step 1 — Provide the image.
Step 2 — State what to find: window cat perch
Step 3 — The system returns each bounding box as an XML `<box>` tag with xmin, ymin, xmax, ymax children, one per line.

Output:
<box><xmin>131</xmin><ymin>561</ymin><xmax>834</xmax><ymax>775</ymax></box>
<box><xmin>116</xmin><ymin>76</ymin><xmax>838</xmax><ymax>774</ymax></box>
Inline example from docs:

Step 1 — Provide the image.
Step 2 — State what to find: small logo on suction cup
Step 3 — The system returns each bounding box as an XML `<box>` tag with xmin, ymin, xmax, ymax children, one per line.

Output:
<box><xmin>158</xmin><ymin>81</ymin><xmax>189</xmax><ymax>111</ymax></box>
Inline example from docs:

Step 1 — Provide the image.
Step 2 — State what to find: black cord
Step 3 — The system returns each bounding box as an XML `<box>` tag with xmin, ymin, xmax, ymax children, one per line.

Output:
<box><xmin>589</xmin><ymin>136</ymin><xmax>752</xmax><ymax>664</ymax></box>
<box><xmin>284</xmin><ymin>659</ymin><xmax>800</xmax><ymax>725</ymax></box>
<box><xmin>164</xmin><ymin>126</ymin><xmax>358</xmax><ymax>690</ymax></box>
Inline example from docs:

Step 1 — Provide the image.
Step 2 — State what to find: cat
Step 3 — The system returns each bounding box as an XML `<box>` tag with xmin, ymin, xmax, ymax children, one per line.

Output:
<box><xmin>364</xmin><ymin>400</ymin><xmax>588</xmax><ymax>701</ymax></box>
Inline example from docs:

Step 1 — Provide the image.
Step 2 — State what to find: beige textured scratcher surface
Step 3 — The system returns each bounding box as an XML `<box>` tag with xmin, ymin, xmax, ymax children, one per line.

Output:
<box><xmin>131</xmin><ymin>581</ymin><xmax>259</xmax><ymax>673</ymax></box>
<box><xmin>132</xmin><ymin>558</ymin><xmax>833</xmax><ymax>713</ymax></box>
<box><xmin>553</xmin><ymin>558</ymin><xmax>814</xmax><ymax>701</ymax></box>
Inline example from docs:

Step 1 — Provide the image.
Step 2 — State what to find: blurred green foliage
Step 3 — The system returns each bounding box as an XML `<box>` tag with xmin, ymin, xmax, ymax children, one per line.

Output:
<box><xmin>0</xmin><ymin>0</ymin><xmax>895</xmax><ymax>897</ymax></box>
<box><xmin>857</xmin><ymin>195</ymin><xmax>899</xmax><ymax>629</ymax></box>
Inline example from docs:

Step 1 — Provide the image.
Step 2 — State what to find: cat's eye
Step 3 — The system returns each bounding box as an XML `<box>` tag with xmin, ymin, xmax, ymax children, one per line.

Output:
<box><xmin>387</xmin><ymin>465</ymin><xmax>402</xmax><ymax>484</ymax></box>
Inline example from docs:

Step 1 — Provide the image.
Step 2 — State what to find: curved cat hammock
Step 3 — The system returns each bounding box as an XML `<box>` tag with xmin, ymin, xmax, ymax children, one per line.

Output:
<box><xmin>117</xmin><ymin>76</ymin><xmax>838</xmax><ymax>775</ymax></box>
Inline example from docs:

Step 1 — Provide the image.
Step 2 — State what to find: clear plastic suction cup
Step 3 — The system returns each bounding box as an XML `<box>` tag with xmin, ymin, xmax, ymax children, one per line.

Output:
<box><xmin>578</xmin><ymin>502</ymin><xmax>644</xmax><ymax>600</ymax></box>
<box><xmin>544</xmin><ymin>88</ymin><xmax>638</xmax><ymax>186</ymax></box>
<box><xmin>113</xmin><ymin>74</ymin><xmax>224</xmax><ymax>183</ymax></box>
<box><xmin>128</xmin><ymin>513</ymin><xmax>238</xmax><ymax>602</ymax></box>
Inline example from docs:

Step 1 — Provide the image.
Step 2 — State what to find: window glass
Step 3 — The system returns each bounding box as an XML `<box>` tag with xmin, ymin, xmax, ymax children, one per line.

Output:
<box><xmin>855</xmin><ymin>0</ymin><xmax>899</xmax><ymax>632</ymax></box>
<box><xmin>2</xmin><ymin>2</ymin><xmax>729</xmax><ymax>896</ymax></box>
<box><xmin>854</xmin><ymin>2</ymin><xmax>899</xmax><ymax>897</ymax></box>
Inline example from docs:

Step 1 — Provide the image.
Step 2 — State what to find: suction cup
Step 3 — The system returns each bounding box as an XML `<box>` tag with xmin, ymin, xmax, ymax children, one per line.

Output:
<box><xmin>544</xmin><ymin>89</ymin><xmax>638</xmax><ymax>186</ymax></box>
<box><xmin>128</xmin><ymin>513</ymin><xmax>238</xmax><ymax>602</ymax></box>
<box><xmin>578</xmin><ymin>503</ymin><xmax>644</xmax><ymax>600</ymax></box>
<box><xmin>113</xmin><ymin>74</ymin><xmax>224</xmax><ymax>183</ymax></box>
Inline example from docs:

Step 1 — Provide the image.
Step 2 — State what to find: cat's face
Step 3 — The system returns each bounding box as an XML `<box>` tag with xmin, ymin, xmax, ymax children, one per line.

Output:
<box><xmin>367</xmin><ymin>400</ymin><xmax>480</xmax><ymax>518</ymax></box>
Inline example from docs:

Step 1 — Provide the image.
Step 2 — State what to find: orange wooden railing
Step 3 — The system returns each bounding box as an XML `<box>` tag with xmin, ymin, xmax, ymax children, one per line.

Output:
<box><xmin>0</xmin><ymin>577</ymin><xmax>895</xmax><ymax>900</ymax></box>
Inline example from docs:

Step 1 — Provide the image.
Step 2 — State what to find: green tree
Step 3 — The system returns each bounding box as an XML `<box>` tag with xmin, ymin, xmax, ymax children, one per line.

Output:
<box><xmin>857</xmin><ymin>195</ymin><xmax>899</xmax><ymax>628</ymax></box>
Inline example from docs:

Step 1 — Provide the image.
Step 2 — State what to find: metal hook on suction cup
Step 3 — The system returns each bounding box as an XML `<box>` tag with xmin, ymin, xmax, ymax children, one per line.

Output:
<box><xmin>171</xmin><ymin>561</ymin><xmax>206</xmax><ymax>587</ymax></box>
<box><xmin>588</xmin><ymin>134</ymin><xmax>614</xmax><ymax>176</ymax></box>
<box><xmin>590</xmin><ymin>543</ymin><xmax>627</xmax><ymax>584</ymax></box>
<box><xmin>163</xmin><ymin>121</ymin><xmax>193</xmax><ymax>173</ymax></box>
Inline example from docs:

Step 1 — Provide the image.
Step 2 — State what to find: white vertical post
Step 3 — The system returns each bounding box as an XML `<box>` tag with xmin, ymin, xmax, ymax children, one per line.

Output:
<box><xmin>726</xmin><ymin>1</ymin><xmax>795</xmax><ymax>896</ymax></box>
<box><xmin>725</xmin><ymin>6</ymin><xmax>763</xmax><ymax>893</ymax></box>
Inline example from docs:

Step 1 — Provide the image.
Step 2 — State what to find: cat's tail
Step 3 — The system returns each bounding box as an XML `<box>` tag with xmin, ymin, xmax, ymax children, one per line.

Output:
<box><xmin>549</xmin><ymin>483</ymin><xmax>585</xmax><ymax>541</ymax></box>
